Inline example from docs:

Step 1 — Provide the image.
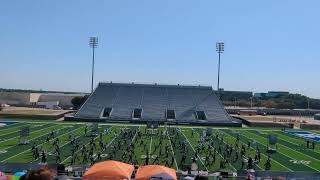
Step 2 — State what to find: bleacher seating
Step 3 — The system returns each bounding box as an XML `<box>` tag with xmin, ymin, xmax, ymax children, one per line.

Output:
<box><xmin>74</xmin><ymin>82</ymin><xmax>240</xmax><ymax>126</ymax></box>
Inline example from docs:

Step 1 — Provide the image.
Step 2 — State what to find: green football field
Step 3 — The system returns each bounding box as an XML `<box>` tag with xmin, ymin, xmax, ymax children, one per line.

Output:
<box><xmin>0</xmin><ymin>120</ymin><xmax>320</xmax><ymax>173</ymax></box>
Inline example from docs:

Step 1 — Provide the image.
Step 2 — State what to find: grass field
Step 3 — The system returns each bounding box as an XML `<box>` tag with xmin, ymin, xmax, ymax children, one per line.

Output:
<box><xmin>0</xmin><ymin>120</ymin><xmax>320</xmax><ymax>173</ymax></box>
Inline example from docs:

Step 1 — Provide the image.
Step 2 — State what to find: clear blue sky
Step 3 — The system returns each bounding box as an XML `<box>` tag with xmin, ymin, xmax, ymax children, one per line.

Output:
<box><xmin>1</xmin><ymin>0</ymin><xmax>319</xmax><ymax>98</ymax></box>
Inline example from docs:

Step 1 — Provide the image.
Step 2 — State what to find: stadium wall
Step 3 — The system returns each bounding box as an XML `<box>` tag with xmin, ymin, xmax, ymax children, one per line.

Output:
<box><xmin>65</xmin><ymin>115</ymin><xmax>242</xmax><ymax>127</ymax></box>
<box><xmin>227</xmin><ymin>108</ymin><xmax>320</xmax><ymax>116</ymax></box>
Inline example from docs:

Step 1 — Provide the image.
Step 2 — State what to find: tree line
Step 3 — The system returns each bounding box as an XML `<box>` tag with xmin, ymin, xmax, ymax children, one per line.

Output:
<box><xmin>220</xmin><ymin>92</ymin><xmax>320</xmax><ymax>110</ymax></box>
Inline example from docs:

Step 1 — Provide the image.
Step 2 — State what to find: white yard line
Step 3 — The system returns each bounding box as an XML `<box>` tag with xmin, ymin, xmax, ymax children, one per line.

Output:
<box><xmin>166</xmin><ymin>128</ymin><xmax>179</xmax><ymax>170</ymax></box>
<box><xmin>0</xmin><ymin>126</ymin><xmax>52</xmax><ymax>144</ymax></box>
<box><xmin>149</xmin><ymin>136</ymin><xmax>153</xmax><ymax>157</ymax></box>
<box><xmin>0</xmin><ymin>124</ymin><xmax>59</xmax><ymax>150</ymax></box>
<box><xmin>61</xmin><ymin>135</ymin><xmax>100</xmax><ymax>164</ymax></box>
<box><xmin>130</xmin><ymin>126</ymin><xmax>139</xmax><ymax>145</ymax></box>
<box><xmin>280</xmin><ymin>137</ymin><xmax>320</xmax><ymax>155</ymax></box>
<box><xmin>246</xmin><ymin>131</ymin><xmax>320</xmax><ymax>162</ymax></box>
<box><xmin>242</xmin><ymin>132</ymin><xmax>320</xmax><ymax>172</ymax></box>
<box><xmin>0</xmin><ymin>124</ymin><xmax>30</xmax><ymax>136</ymax></box>
<box><xmin>180</xmin><ymin>129</ymin><xmax>209</xmax><ymax>171</ymax></box>
<box><xmin>274</xmin><ymin>134</ymin><xmax>320</xmax><ymax>156</ymax></box>
<box><xmin>221</xmin><ymin>130</ymin><xmax>292</xmax><ymax>172</ymax></box>
<box><xmin>63</xmin><ymin>126</ymin><xmax>118</xmax><ymax>163</ymax></box>
<box><xmin>0</xmin><ymin>122</ymin><xmax>28</xmax><ymax>130</ymax></box>
<box><xmin>0</xmin><ymin>129</ymin><xmax>22</xmax><ymax>137</ymax></box>
<box><xmin>93</xmin><ymin>136</ymin><xmax>118</xmax><ymax>161</ymax></box>
<box><xmin>206</xmin><ymin>143</ymin><xmax>237</xmax><ymax>171</ymax></box>
<box><xmin>191</xmin><ymin>131</ymin><xmax>234</xmax><ymax>171</ymax></box>
<box><xmin>0</xmin><ymin>135</ymin><xmax>23</xmax><ymax>144</ymax></box>
<box><xmin>1</xmin><ymin>126</ymin><xmax>75</xmax><ymax>162</ymax></box>
<box><xmin>32</xmin><ymin>126</ymin><xmax>85</xmax><ymax>162</ymax></box>
<box><xmin>202</xmin><ymin>132</ymin><xmax>237</xmax><ymax>171</ymax></box>
<box><xmin>0</xmin><ymin>123</ymin><xmax>51</xmax><ymax>144</ymax></box>
<box><xmin>92</xmin><ymin>126</ymin><xmax>137</xmax><ymax>161</ymax></box>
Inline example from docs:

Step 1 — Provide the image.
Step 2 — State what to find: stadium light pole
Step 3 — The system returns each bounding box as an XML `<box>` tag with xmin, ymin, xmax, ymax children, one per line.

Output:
<box><xmin>216</xmin><ymin>42</ymin><xmax>224</xmax><ymax>96</ymax></box>
<box><xmin>89</xmin><ymin>37</ymin><xmax>98</xmax><ymax>93</ymax></box>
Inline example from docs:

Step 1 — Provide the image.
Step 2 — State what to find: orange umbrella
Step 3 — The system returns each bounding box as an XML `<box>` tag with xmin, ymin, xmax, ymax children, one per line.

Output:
<box><xmin>135</xmin><ymin>165</ymin><xmax>177</xmax><ymax>180</ymax></box>
<box><xmin>83</xmin><ymin>160</ymin><xmax>134</xmax><ymax>180</ymax></box>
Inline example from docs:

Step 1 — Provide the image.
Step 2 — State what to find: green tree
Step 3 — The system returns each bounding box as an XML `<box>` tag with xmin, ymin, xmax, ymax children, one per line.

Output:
<box><xmin>71</xmin><ymin>95</ymin><xmax>88</xmax><ymax>109</ymax></box>
<box><xmin>262</xmin><ymin>100</ymin><xmax>276</xmax><ymax>108</ymax></box>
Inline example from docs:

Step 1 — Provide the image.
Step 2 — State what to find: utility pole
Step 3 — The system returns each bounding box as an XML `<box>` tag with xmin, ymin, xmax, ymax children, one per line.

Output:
<box><xmin>216</xmin><ymin>42</ymin><xmax>224</xmax><ymax>97</ymax></box>
<box><xmin>89</xmin><ymin>37</ymin><xmax>98</xmax><ymax>93</ymax></box>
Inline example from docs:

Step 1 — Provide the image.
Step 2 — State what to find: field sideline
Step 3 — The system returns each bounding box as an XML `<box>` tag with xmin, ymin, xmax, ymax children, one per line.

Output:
<box><xmin>0</xmin><ymin>120</ymin><xmax>319</xmax><ymax>173</ymax></box>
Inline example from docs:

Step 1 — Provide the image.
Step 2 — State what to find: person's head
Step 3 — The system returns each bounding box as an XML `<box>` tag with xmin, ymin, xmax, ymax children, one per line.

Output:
<box><xmin>22</xmin><ymin>168</ymin><xmax>55</xmax><ymax>180</ymax></box>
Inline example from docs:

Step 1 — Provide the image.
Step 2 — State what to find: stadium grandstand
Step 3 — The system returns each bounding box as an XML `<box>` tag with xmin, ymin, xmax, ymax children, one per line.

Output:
<box><xmin>69</xmin><ymin>82</ymin><xmax>240</xmax><ymax>126</ymax></box>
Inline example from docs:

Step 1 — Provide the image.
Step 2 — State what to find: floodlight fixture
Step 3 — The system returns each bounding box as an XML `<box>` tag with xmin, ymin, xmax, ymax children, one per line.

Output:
<box><xmin>216</xmin><ymin>42</ymin><xmax>224</xmax><ymax>53</ymax></box>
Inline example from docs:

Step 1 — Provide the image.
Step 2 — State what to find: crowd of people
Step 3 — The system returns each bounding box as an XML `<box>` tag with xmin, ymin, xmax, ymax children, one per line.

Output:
<box><xmin>29</xmin><ymin>125</ymin><xmax>275</xmax><ymax>171</ymax></box>
<box><xmin>3</xmin><ymin>125</ymin><xmax>320</xmax><ymax>180</ymax></box>
<box><xmin>31</xmin><ymin>126</ymin><xmax>112</xmax><ymax>165</ymax></box>
<box><xmin>169</xmin><ymin>127</ymin><xmax>272</xmax><ymax>171</ymax></box>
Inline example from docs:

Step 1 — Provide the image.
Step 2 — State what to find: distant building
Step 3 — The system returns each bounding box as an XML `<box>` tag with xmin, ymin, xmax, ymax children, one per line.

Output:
<box><xmin>254</xmin><ymin>91</ymin><xmax>289</xmax><ymax>98</ymax></box>
<box><xmin>266</xmin><ymin>91</ymin><xmax>289</xmax><ymax>97</ymax></box>
<box><xmin>36</xmin><ymin>101</ymin><xmax>60</xmax><ymax>109</ymax></box>
<box><xmin>221</xmin><ymin>90</ymin><xmax>253</xmax><ymax>97</ymax></box>
<box><xmin>253</xmin><ymin>93</ymin><xmax>266</xmax><ymax>98</ymax></box>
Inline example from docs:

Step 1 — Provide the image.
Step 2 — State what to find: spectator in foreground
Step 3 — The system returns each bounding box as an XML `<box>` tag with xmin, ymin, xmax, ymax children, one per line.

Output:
<box><xmin>20</xmin><ymin>168</ymin><xmax>55</xmax><ymax>180</ymax></box>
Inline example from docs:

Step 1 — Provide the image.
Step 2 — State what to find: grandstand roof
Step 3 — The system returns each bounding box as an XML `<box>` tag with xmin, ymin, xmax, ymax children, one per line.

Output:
<box><xmin>74</xmin><ymin>82</ymin><xmax>240</xmax><ymax>126</ymax></box>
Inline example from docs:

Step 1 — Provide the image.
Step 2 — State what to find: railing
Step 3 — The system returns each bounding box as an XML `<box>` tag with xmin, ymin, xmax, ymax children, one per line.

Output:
<box><xmin>99</xmin><ymin>81</ymin><xmax>213</xmax><ymax>89</ymax></box>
